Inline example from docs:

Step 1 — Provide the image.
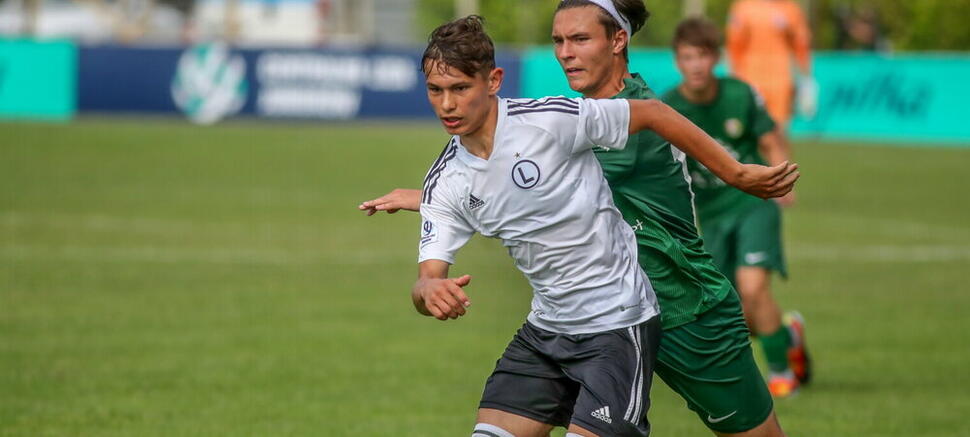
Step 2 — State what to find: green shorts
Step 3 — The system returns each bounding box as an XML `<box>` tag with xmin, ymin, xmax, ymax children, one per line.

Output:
<box><xmin>700</xmin><ymin>200</ymin><xmax>788</xmax><ymax>284</ymax></box>
<box><xmin>655</xmin><ymin>291</ymin><xmax>774</xmax><ymax>433</ymax></box>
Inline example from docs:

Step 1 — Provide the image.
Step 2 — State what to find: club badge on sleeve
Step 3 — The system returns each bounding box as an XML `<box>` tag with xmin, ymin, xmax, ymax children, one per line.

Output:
<box><xmin>420</xmin><ymin>219</ymin><xmax>438</xmax><ymax>247</ymax></box>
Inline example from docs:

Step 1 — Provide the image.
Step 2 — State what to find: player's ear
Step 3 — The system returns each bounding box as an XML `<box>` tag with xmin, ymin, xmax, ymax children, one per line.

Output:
<box><xmin>612</xmin><ymin>29</ymin><xmax>628</xmax><ymax>56</ymax></box>
<box><xmin>487</xmin><ymin>67</ymin><xmax>504</xmax><ymax>96</ymax></box>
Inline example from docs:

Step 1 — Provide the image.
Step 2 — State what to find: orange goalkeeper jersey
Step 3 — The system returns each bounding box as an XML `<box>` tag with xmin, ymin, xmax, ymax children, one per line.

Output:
<box><xmin>727</xmin><ymin>0</ymin><xmax>811</xmax><ymax>123</ymax></box>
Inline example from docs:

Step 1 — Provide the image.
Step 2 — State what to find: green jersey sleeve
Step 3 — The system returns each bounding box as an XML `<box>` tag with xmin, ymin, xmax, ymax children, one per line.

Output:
<box><xmin>747</xmin><ymin>85</ymin><xmax>776</xmax><ymax>138</ymax></box>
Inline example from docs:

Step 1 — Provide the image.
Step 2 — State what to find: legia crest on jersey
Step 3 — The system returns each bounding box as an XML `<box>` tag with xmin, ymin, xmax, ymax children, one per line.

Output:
<box><xmin>511</xmin><ymin>159</ymin><xmax>541</xmax><ymax>189</ymax></box>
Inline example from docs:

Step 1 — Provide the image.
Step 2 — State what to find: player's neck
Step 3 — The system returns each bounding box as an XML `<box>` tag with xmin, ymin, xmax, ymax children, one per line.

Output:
<box><xmin>585</xmin><ymin>62</ymin><xmax>633</xmax><ymax>99</ymax></box>
<box><xmin>679</xmin><ymin>78</ymin><xmax>719</xmax><ymax>104</ymax></box>
<box><xmin>459</xmin><ymin>97</ymin><xmax>499</xmax><ymax>160</ymax></box>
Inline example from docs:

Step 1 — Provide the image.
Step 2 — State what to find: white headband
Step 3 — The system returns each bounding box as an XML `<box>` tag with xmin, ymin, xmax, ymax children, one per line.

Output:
<box><xmin>584</xmin><ymin>0</ymin><xmax>633</xmax><ymax>36</ymax></box>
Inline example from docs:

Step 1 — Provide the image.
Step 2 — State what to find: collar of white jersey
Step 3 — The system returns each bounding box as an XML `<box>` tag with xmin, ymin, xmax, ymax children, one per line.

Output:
<box><xmin>452</xmin><ymin>98</ymin><xmax>509</xmax><ymax>169</ymax></box>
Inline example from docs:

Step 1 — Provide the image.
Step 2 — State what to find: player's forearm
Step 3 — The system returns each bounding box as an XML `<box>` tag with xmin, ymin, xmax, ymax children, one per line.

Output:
<box><xmin>794</xmin><ymin>20</ymin><xmax>812</xmax><ymax>75</ymax></box>
<box><xmin>795</xmin><ymin>52</ymin><xmax>811</xmax><ymax>76</ymax></box>
<box><xmin>394</xmin><ymin>189</ymin><xmax>422</xmax><ymax>211</ymax></box>
<box><xmin>759</xmin><ymin>130</ymin><xmax>791</xmax><ymax>167</ymax></box>
<box><xmin>629</xmin><ymin>100</ymin><xmax>745</xmax><ymax>186</ymax></box>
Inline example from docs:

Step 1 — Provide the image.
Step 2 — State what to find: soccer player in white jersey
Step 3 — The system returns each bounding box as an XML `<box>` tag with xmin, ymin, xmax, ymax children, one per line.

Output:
<box><xmin>394</xmin><ymin>16</ymin><xmax>797</xmax><ymax>437</ymax></box>
<box><xmin>417</xmin><ymin>17</ymin><xmax>658</xmax><ymax>437</ymax></box>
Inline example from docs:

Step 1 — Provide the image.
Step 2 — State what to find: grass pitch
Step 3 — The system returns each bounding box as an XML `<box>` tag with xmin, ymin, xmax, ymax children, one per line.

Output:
<box><xmin>2</xmin><ymin>119</ymin><xmax>969</xmax><ymax>436</ymax></box>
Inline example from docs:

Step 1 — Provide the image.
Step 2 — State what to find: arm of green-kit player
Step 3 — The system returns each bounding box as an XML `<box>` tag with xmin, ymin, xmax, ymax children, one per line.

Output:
<box><xmin>413</xmin><ymin>259</ymin><xmax>473</xmax><ymax>320</ymax></box>
<box><xmin>758</xmin><ymin>128</ymin><xmax>796</xmax><ymax>207</ymax></box>
<box><xmin>358</xmin><ymin>188</ymin><xmax>422</xmax><ymax>216</ymax></box>
<box><xmin>627</xmin><ymin>99</ymin><xmax>800</xmax><ymax>200</ymax></box>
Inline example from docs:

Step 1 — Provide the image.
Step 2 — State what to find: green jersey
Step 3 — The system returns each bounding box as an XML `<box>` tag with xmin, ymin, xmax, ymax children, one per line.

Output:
<box><xmin>596</xmin><ymin>74</ymin><xmax>733</xmax><ymax>329</ymax></box>
<box><xmin>662</xmin><ymin>77</ymin><xmax>776</xmax><ymax>223</ymax></box>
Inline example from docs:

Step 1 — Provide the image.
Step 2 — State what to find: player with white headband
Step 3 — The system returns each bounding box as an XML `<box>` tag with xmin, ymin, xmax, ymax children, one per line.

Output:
<box><xmin>551</xmin><ymin>2</ymin><xmax>792</xmax><ymax>436</ymax></box>
<box><xmin>584</xmin><ymin>0</ymin><xmax>634</xmax><ymax>35</ymax></box>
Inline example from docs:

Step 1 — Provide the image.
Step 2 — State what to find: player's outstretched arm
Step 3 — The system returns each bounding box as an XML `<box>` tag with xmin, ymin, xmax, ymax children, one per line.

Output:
<box><xmin>628</xmin><ymin>99</ymin><xmax>800</xmax><ymax>199</ymax></box>
<box><xmin>413</xmin><ymin>259</ymin><xmax>472</xmax><ymax>321</ymax></box>
<box><xmin>359</xmin><ymin>188</ymin><xmax>421</xmax><ymax>216</ymax></box>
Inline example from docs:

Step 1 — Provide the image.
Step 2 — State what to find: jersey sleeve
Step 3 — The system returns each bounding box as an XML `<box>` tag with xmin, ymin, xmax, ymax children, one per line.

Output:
<box><xmin>747</xmin><ymin>85</ymin><xmax>776</xmax><ymax>137</ymax></box>
<box><xmin>418</xmin><ymin>182</ymin><xmax>474</xmax><ymax>265</ymax></box>
<box><xmin>570</xmin><ymin>98</ymin><xmax>631</xmax><ymax>154</ymax></box>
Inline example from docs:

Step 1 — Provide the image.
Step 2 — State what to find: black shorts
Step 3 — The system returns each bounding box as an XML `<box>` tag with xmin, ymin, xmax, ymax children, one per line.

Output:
<box><xmin>479</xmin><ymin>317</ymin><xmax>661</xmax><ymax>437</ymax></box>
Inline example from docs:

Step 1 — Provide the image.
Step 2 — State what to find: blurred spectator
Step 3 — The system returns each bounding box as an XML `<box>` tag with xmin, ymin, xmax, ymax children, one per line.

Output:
<box><xmin>316</xmin><ymin>0</ymin><xmax>330</xmax><ymax>45</ymax></box>
<box><xmin>834</xmin><ymin>4</ymin><xmax>889</xmax><ymax>52</ymax></box>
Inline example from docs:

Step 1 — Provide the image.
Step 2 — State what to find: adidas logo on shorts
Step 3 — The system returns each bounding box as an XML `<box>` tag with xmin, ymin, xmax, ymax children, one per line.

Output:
<box><xmin>591</xmin><ymin>406</ymin><xmax>612</xmax><ymax>424</ymax></box>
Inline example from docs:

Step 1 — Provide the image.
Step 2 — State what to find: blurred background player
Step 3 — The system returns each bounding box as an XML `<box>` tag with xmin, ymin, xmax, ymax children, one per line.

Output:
<box><xmin>726</xmin><ymin>0</ymin><xmax>815</xmax><ymax>141</ymax></box>
<box><xmin>662</xmin><ymin>16</ymin><xmax>812</xmax><ymax>398</ymax></box>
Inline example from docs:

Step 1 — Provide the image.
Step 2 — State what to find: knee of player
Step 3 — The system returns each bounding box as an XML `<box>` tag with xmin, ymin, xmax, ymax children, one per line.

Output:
<box><xmin>736</xmin><ymin>282</ymin><xmax>767</xmax><ymax>297</ymax></box>
<box><xmin>736</xmin><ymin>266</ymin><xmax>772</xmax><ymax>291</ymax></box>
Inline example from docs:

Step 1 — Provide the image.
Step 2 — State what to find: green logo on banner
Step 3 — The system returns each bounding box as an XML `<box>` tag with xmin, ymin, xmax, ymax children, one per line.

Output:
<box><xmin>171</xmin><ymin>43</ymin><xmax>248</xmax><ymax>125</ymax></box>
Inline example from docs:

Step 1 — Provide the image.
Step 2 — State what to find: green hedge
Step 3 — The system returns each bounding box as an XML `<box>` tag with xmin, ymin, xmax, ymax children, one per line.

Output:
<box><xmin>417</xmin><ymin>0</ymin><xmax>970</xmax><ymax>51</ymax></box>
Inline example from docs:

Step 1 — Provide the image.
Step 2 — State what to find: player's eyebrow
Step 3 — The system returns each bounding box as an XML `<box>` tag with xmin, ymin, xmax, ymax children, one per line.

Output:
<box><xmin>426</xmin><ymin>80</ymin><xmax>473</xmax><ymax>90</ymax></box>
<box><xmin>552</xmin><ymin>31</ymin><xmax>591</xmax><ymax>42</ymax></box>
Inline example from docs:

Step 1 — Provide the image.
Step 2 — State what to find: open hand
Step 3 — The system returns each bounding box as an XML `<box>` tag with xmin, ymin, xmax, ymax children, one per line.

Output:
<box><xmin>358</xmin><ymin>188</ymin><xmax>421</xmax><ymax>216</ymax></box>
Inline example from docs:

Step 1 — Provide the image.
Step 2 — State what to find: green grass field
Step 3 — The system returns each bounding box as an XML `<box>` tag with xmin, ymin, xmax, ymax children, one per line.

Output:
<box><xmin>2</xmin><ymin>119</ymin><xmax>969</xmax><ymax>436</ymax></box>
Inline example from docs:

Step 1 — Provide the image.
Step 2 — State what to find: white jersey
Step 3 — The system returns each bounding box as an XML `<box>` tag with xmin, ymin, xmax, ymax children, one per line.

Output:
<box><xmin>419</xmin><ymin>97</ymin><xmax>659</xmax><ymax>335</ymax></box>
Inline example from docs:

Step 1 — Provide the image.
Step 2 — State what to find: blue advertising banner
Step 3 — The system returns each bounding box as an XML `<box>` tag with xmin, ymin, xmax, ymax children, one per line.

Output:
<box><xmin>523</xmin><ymin>48</ymin><xmax>970</xmax><ymax>145</ymax></box>
<box><xmin>0</xmin><ymin>39</ymin><xmax>76</xmax><ymax>120</ymax></box>
<box><xmin>78</xmin><ymin>45</ymin><xmax>521</xmax><ymax>124</ymax></box>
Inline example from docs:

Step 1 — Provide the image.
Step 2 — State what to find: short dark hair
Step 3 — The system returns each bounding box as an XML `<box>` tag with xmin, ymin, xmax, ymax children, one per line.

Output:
<box><xmin>555</xmin><ymin>0</ymin><xmax>651</xmax><ymax>61</ymax></box>
<box><xmin>672</xmin><ymin>17</ymin><xmax>721</xmax><ymax>53</ymax></box>
<box><xmin>421</xmin><ymin>15</ymin><xmax>495</xmax><ymax>78</ymax></box>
